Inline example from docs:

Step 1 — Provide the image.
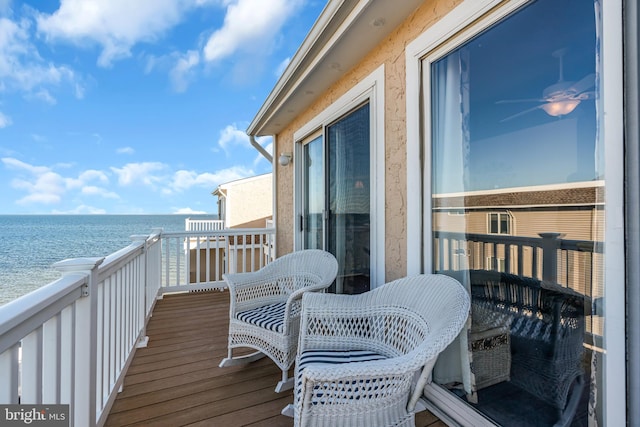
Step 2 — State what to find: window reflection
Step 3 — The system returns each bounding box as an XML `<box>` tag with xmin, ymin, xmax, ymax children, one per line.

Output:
<box><xmin>328</xmin><ymin>103</ymin><xmax>371</xmax><ymax>294</ymax></box>
<box><xmin>430</xmin><ymin>0</ymin><xmax>602</xmax><ymax>425</ymax></box>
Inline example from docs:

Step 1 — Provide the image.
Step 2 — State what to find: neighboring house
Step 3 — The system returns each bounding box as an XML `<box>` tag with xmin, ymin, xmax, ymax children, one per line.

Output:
<box><xmin>433</xmin><ymin>181</ymin><xmax>604</xmax><ymax>296</ymax></box>
<box><xmin>246</xmin><ymin>1</ymin><xmax>636</xmax><ymax>426</ymax></box>
<box><xmin>188</xmin><ymin>173</ymin><xmax>273</xmax><ymax>283</ymax></box>
<box><xmin>212</xmin><ymin>173</ymin><xmax>274</xmax><ymax>275</ymax></box>
<box><xmin>212</xmin><ymin>173</ymin><xmax>273</xmax><ymax>228</ymax></box>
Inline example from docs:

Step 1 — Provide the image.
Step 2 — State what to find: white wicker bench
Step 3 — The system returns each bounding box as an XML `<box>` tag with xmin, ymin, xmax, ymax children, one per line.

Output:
<box><xmin>219</xmin><ymin>249</ymin><xmax>338</xmax><ymax>392</ymax></box>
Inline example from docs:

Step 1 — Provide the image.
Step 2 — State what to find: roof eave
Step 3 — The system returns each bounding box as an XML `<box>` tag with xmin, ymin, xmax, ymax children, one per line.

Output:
<box><xmin>247</xmin><ymin>0</ymin><xmax>422</xmax><ymax>137</ymax></box>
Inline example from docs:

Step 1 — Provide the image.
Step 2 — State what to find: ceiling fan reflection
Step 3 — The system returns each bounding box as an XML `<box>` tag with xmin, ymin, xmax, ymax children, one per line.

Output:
<box><xmin>497</xmin><ymin>48</ymin><xmax>595</xmax><ymax>122</ymax></box>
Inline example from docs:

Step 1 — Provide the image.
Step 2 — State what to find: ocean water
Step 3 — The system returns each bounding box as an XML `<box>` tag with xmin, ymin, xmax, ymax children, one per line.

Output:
<box><xmin>0</xmin><ymin>214</ymin><xmax>217</xmax><ymax>306</ymax></box>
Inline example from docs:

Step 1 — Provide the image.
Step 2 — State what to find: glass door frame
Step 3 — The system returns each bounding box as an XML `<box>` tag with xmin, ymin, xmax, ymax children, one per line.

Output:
<box><xmin>293</xmin><ymin>65</ymin><xmax>386</xmax><ymax>290</ymax></box>
<box><xmin>300</xmin><ymin>129</ymin><xmax>325</xmax><ymax>252</ymax></box>
<box><xmin>405</xmin><ymin>0</ymin><xmax>626</xmax><ymax>425</ymax></box>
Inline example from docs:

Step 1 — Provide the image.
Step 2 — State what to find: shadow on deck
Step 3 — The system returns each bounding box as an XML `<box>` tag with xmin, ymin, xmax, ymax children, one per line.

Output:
<box><xmin>104</xmin><ymin>291</ymin><xmax>446</xmax><ymax>427</ymax></box>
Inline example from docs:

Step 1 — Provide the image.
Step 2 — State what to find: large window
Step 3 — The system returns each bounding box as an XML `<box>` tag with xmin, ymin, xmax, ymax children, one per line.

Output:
<box><xmin>409</xmin><ymin>0</ymin><xmax>620</xmax><ymax>426</ymax></box>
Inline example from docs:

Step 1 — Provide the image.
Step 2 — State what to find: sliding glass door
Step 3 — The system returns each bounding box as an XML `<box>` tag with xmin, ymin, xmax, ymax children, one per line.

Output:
<box><xmin>300</xmin><ymin>103</ymin><xmax>371</xmax><ymax>294</ymax></box>
<box><xmin>424</xmin><ymin>0</ymin><xmax>607</xmax><ymax>425</ymax></box>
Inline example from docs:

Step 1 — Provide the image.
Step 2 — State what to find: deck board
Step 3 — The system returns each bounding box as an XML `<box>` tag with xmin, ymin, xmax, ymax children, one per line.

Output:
<box><xmin>104</xmin><ymin>291</ymin><xmax>445</xmax><ymax>427</ymax></box>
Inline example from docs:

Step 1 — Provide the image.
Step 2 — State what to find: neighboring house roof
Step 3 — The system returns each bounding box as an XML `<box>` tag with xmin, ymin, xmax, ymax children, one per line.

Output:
<box><xmin>247</xmin><ymin>0</ymin><xmax>422</xmax><ymax>137</ymax></box>
<box><xmin>433</xmin><ymin>181</ymin><xmax>605</xmax><ymax>210</ymax></box>
<box><xmin>211</xmin><ymin>173</ymin><xmax>272</xmax><ymax>197</ymax></box>
<box><xmin>212</xmin><ymin>188</ymin><xmax>226</xmax><ymax>198</ymax></box>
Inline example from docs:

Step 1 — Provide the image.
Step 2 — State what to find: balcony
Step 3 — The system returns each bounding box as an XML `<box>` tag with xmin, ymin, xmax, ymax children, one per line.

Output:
<box><xmin>0</xmin><ymin>226</ymin><xmax>599</xmax><ymax>426</ymax></box>
<box><xmin>102</xmin><ymin>290</ymin><xmax>445</xmax><ymax>427</ymax></box>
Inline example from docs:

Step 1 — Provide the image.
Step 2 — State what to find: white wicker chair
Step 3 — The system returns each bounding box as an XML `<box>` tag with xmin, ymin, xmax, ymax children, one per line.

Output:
<box><xmin>219</xmin><ymin>249</ymin><xmax>338</xmax><ymax>392</ymax></box>
<box><xmin>286</xmin><ymin>274</ymin><xmax>470</xmax><ymax>427</ymax></box>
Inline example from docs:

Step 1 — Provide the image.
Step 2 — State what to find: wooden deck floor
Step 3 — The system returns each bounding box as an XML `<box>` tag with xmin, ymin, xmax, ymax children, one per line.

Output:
<box><xmin>104</xmin><ymin>291</ymin><xmax>447</xmax><ymax>427</ymax></box>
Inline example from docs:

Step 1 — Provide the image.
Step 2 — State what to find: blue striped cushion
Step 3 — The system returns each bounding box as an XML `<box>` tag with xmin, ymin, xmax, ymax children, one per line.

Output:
<box><xmin>236</xmin><ymin>302</ymin><xmax>286</xmax><ymax>333</ymax></box>
<box><xmin>297</xmin><ymin>350</ymin><xmax>388</xmax><ymax>405</ymax></box>
<box><xmin>298</xmin><ymin>350</ymin><xmax>387</xmax><ymax>371</ymax></box>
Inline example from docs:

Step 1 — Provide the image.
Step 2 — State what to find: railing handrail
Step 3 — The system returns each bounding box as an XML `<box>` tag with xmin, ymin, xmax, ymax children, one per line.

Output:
<box><xmin>184</xmin><ymin>218</ymin><xmax>225</xmax><ymax>231</ymax></box>
<box><xmin>98</xmin><ymin>241</ymin><xmax>145</xmax><ymax>279</ymax></box>
<box><xmin>436</xmin><ymin>230</ymin><xmax>602</xmax><ymax>252</ymax></box>
<box><xmin>559</xmin><ymin>238</ymin><xmax>604</xmax><ymax>253</ymax></box>
<box><xmin>164</xmin><ymin>226</ymin><xmax>275</xmax><ymax>239</ymax></box>
<box><xmin>0</xmin><ymin>272</ymin><xmax>88</xmax><ymax>355</ymax></box>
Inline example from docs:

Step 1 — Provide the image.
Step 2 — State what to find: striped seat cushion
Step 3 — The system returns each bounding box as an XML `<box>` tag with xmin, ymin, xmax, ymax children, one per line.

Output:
<box><xmin>298</xmin><ymin>350</ymin><xmax>387</xmax><ymax>371</ymax></box>
<box><xmin>236</xmin><ymin>302</ymin><xmax>286</xmax><ymax>333</ymax></box>
<box><xmin>297</xmin><ymin>350</ymin><xmax>388</xmax><ymax>405</ymax></box>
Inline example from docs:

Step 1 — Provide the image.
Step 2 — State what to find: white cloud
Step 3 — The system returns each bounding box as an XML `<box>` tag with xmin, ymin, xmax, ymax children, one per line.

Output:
<box><xmin>169</xmin><ymin>165</ymin><xmax>254</xmax><ymax>193</ymax></box>
<box><xmin>31</xmin><ymin>89</ymin><xmax>57</xmax><ymax>105</ymax></box>
<box><xmin>110</xmin><ymin>162</ymin><xmax>166</xmax><ymax>186</ymax></box>
<box><xmin>11</xmin><ymin>170</ymin><xmax>66</xmax><ymax>205</ymax></box>
<box><xmin>79</xmin><ymin>169</ymin><xmax>109</xmax><ymax>182</ymax></box>
<box><xmin>66</xmin><ymin>169</ymin><xmax>109</xmax><ymax>189</ymax></box>
<box><xmin>203</xmin><ymin>0</ymin><xmax>303</xmax><ymax>63</ymax></box>
<box><xmin>169</xmin><ymin>50</ymin><xmax>200</xmax><ymax>92</ymax></box>
<box><xmin>143</xmin><ymin>49</ymin><xmax>201</xmax><ymax>92</ymax></box>
<box><xmin>0</xmin><ymin>16</ymin><xmax>79</xmax><ymax>97</ymax></box>
<box><xmin>207</xmin><ymin>165</ymin><xmax>255</xmax><ymax>183</ymax></box>
<box><xmin>0</xmin><ymin>0</ymin><xmax>11</xmax><ymax>14</ymax></box>
<box><xmin>81</xmin><ymin>186</ymin><xmax>120</xmax><ymax>198</ymax></box>
<box><xmin>173</xmin><ymin>207</ymin><xmax>208</xmax><ymax>214</ymax></box>
<box><xmin>2</xmin><ymin>157</ymin><xmax>113</xmax><ymax>206</ymax></box>
<box><xmin>116</xmin><ymin>146</ymin><xmax>135</xmax><ymax>155</ymax></box>
<box><xmin>52</xmin><ymin>205</ymin><xmax>107</xmax><ymax>214</ymax></box>
<box><xmin>275</xmin><ymin>56</ymin><xmax>290</xmax><ymax>77</ymax></box>
<box><xmin>254</xmin><ymin>139</ymin><xmax>272</xmax><ymax>166</ymax></box>
<box><xmin>16</xmin><ymin>192</ymin><xmax>61</xmax><ymax>205</ymax></box>
<box><xmin>171</xmin><ymin>170</ymin><xmax>214</xmax><ymax>192</ymax></box>
<box><xmin>217</xmin><ymin>123</ymin><xmax>251</xmax><ymax>153</ymax></box>
<box><xmin>3</xmin><ymin>156</ymin><xmax>256</xmax><ymax>212</ymax></box>
<box><xmin>143</xmin><ymin>53</ymin><xmax>160</xmax><ymax>74</ymax></box>
<box><xmin>2</xmin><ymin>157</ymin><xmax>50</xmax><ymax>174</ymax></box>
<box><xmin>31</xmin><ymin>0</ymin><xmax>304</xmax><ymax>92</ymax></box>
<box><xmin>36</xmin><ymin>0</ymin><xmax>212</xmax><ymax>67</ymax></box>
<box><xmin>216</xmin><ymin>124</ymin><xmax>272</xmax><ymax>166</ymax></box>
<box><xmin>0</xmin><ymin>111</ymin><xmax>12</xmax><ymax>128</ymax></box>
<box><xmin>74</xmin><ymin>82</ymin><xmax>85</xmax><ymax>99</ymax></box>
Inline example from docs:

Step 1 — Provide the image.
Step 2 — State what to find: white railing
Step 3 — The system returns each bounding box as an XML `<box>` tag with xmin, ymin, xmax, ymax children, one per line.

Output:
<box><xmin>0</xmin><ymin>227</ymin><xmax>274</xmax><ymax>427</ymax></box>
<box><xmin>160</xmin><ymin>227</ymin><xmax>276</xmax><ymax>293</ymax></box>
<box><xmin>264</xmin><ymin>220</ymin><xmax>275</xmax><ymax>263</ymax></box>
<box><xmin>185</xmin><ymin>218</ymin><xmax>225</xmax><ymax>231</ymax></box>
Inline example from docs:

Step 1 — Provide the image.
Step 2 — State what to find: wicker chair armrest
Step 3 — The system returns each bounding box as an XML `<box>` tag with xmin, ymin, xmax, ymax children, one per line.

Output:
<box><xmin>287</xmin><ymin>279</ymin><xmax>331</xmax><ymax>302</ymax></box>
<box><xmin>223</xmin><ymin>272</ymin><xmax>287</xmax><ymax>314</ymax></box>
<box><xmin>279</xmin><ymin>282</ymin><xmax>330</xmax><ymax>334</ymax></box>
<box><xmin>223</xmin><ymin>271</ymin><xmax>272</xmax><ymax>291</ymax></box>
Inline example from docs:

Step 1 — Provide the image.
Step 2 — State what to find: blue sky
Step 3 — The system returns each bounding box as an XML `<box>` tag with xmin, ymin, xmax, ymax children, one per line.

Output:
<box><xmin>0</xmin><ymin>0</ymin><xmax>324</xmax><ymax>215</ymax></box>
